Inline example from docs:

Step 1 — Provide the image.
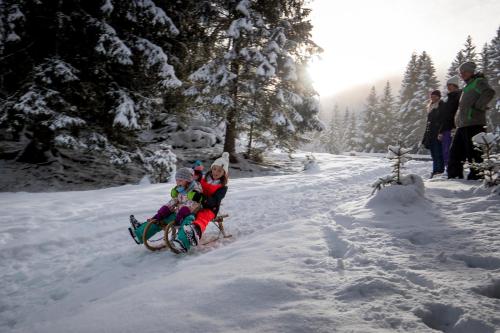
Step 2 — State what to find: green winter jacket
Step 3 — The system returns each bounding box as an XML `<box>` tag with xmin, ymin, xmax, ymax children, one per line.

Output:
<box><xmin>455</xmin><ymin>74</ymin><xmax>496</xmax><ymax>128</ymax></box>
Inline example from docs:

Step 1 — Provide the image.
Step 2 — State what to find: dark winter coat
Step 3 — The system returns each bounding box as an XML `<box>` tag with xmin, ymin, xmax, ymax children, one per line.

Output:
<box><xmin>422</xmin><ymin>100</ymin><xmax>444</xmax><ymax>149</ymax></box>
<box><xmin>439</xmin><ymin>90</ymin><xmax>461</xmax><ymax>133</ymax></box>
<box><xmin>200</xmin><ymin>175</ymin><xmax>227</xmax><ymax>215</ymax></box>
<box><xmin>455</xmin><ymin>73</ymin><xmax>496</xmax><ymax>128</ymax></box>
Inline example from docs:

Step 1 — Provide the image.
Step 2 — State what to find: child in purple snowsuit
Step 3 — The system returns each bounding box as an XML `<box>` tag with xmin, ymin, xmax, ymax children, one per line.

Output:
<box><xmin>151</xmin><ymin>167</ymin><xmax>203</xmax><ymax>226</ymax></box>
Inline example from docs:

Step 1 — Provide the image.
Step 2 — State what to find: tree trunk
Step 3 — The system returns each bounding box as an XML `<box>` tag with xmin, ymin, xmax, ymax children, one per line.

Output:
<box><xmin>247</xmin><ymin>121</ymin><xmax>254</xmax><ymax>155</ymax></box>
<box><xmin>223</xmin><ymin>108</ymin><xmax>238</xmax><ymax>163</ymax></box>
<box><xmin>223</xmin><ymin>45</ymin><xmax>240</xmax><ymax>163</ymax></box>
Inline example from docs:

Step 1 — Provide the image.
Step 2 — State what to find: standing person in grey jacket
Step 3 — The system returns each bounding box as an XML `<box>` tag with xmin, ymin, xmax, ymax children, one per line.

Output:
<box><xmin>447</xmin><ymin>62</ymin><xmax>496</xmax><ymax>179</ymax></box>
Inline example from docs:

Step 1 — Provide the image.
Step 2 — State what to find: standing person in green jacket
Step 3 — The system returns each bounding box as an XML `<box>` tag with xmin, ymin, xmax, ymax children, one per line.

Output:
<box><xmin>448</xmin><ymin>62</ymin><xmax>496</xmax><ymax>180</ymax></box>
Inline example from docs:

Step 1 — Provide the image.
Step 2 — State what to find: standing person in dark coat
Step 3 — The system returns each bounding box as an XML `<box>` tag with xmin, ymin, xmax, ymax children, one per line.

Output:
<box><xmin>422</xmin><ymin>90</ymin><xmax>445</xmax><ymax>178</ymax></box>
<box><xmin>438</xmin><ymin>76</ymin><xmax>461</xmax><ymax>173</ymax></box>
<box><xmin>448</xmin><ymin>62</ymin><xmax>496</xmax><ymax>180</ymax></box>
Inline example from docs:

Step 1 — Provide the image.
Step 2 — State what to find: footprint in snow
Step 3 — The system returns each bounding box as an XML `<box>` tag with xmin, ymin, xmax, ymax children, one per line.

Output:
<box><xmin>451</xmin><ymin>254</ymin><xmax>500</xmax><ymax>270</ymax></box>
<box><xmin>414</xmin><ymin>303</ymin><xmax>494</xmax><ymax>333</ymax></box>
<box><xmin>473</xmin><ymin>279</ymin><xmax>500</xmax><ymax>300</ymax></box>
<box><xmin>322</xmin><ymin>226</ymin><xmax>353</xmax><ymax>259</ymax></box>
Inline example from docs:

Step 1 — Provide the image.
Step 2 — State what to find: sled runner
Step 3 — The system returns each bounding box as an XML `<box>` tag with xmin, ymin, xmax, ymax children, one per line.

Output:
<box><xmin>140</xmin><ymin>214</ymin><xmax>231</xmax><ymax>253</ymax></box>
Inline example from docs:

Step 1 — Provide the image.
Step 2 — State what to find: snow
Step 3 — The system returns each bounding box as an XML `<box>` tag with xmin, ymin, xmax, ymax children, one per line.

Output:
<box><xmin>111</xmin><ymin>89</ymin><xmax>139</xmax><ymax>129</ymax></box>
<box><xmin>54</xmin><ymin>134</ymin><xmax>87</xmax><ymax>149</ymax></box>
<box><xmin>133</xmin><ymin>0</ymin><xmax>179</xmax><ymax>35</ymax></box>
<box><xmin>272</xmin><ymin>112</ymin><xmax>287</xmax><ymax>125</ymax></box>
<box><xmin>135</xmin><ymin>38</ymin><xmax>182</xmax><ymax>88</ymax></box>
<box><xmin>6</xmin><ymin>32</ymin><xmax>20</xmax><ymax>42</ymax></box>
<box><xmin>1</xmin><ymin>153</ymin><xmax>499</xmax><ymax>332</ymax></box>
<box><xmin>189</xmin><ymin>62</ymin><xmax>237</xmax><ymax>87</ymax></box>
<box><xmin>13</xmin><ymin>90</ymin><xmax>54</xmax><ymax>115</ymax></box>
<box><xmin>236</xmin><ymin>0</ymin><xmax>251</xmax><ymax>17</ymax></box>
<box><xmin>473</xmin><ymin>132</ymin><xmax>500</xmax><ymax>145</ymax></box>
<box><xmin>169</xmin><ymin>128</ymin><xmax>218</xmax><ymax>149</ymax></box>
<box><xmin>100</xmin><ymin>0</ymin><xmax>114</xmax><ymax>15</ymax></box>
<box><xmin>227</xmin><ymin>18</ymin><xmax>253</xmax><ymax>39</ymax></box>
<box><xmin>256</xmin><ymin>60</ymin><xmax>275</xmax><ymax>77</ymax></box>
<box><xmin>94</xmin><ymin>21</ymin><xmax>133</xmax><ymax>65</ymax></box>
<box><xmin>49</xmin><ymin>115</ymin><xmax>86</xmax><ymax>130</ymax></box>
<box><xmin>6</xmin><ymin>3</ymin><xmax>24</xmax><ymax>42</ymax></box>
<box><xmin>368</xmin><ymin>174</ymin><xmax>425</xmax><ymax>207</ymax></box>
<box><xmin>283</xmin><ymin>56</ymin><xmax>298</xmax><ymax>81</ymax></box>
<box><xmin>38</xmin><ymin>59</ymin><xmax>80</xmax><ymax>83</ymax></box>
<box><xmin>212</xmin><ymin>94</ymin><xmax>233</xmax><ymax>106</ymax></box>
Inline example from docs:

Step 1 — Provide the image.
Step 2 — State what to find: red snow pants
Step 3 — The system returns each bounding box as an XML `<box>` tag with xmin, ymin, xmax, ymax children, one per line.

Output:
<box><xmin>193</xmin><ymin>209</ymin><xmax>216</xmax><ymax>233</ymax></box>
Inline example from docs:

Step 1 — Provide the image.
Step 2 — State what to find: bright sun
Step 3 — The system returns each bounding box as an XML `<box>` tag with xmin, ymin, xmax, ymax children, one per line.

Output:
<box><xmin>307</xmin><ymin>57</ymin><xmax>370</xmax><ymax>97</ymax></box>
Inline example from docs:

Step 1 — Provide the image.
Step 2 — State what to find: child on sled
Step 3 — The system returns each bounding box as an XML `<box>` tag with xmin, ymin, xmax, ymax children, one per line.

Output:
<box><xmin>129</xmin><ymin>167</ymin><xmax>204</xmax><ymax>244</ymax></box>
<box><xmin>170</xmin><ymin>152</ymin><xmax>229</xmax><ymax>253</ymax></box>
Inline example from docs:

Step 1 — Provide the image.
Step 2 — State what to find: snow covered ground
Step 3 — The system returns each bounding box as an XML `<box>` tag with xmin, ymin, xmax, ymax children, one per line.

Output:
<box><xmin>1</xmin><ymin>153</ymin><xmax>499</xmax><ymax>332</ymax></box>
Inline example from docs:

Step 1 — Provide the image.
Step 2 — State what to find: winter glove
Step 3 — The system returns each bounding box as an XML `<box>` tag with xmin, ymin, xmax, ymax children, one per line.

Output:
<box><xmin>187</xmin><ymin>191</ymin><xmax>204</xmax><ymax>203</ymax></box>
<box><xmin>171</xmin><ymin>187</ymin><xmax>179</xmax><ymax>198</ymax></box>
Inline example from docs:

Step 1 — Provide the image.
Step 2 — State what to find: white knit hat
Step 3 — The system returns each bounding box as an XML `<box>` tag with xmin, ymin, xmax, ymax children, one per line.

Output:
<box><xmin>447</xmin><ymin>76</ymin><xmax>460</xmax><ymax>87</ymax></box>
<box><xmin>211</xmin><ymin>152</ymin><xmax>230</xmax><ymax>174</ymax></box>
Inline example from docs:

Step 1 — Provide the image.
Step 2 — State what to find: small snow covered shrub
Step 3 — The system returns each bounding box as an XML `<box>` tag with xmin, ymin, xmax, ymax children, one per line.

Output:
<box><xmin>109</xmin><ymin>148</ymin><xmax>132</xmax><ymax>166</ymax></box>
<box><xmin>303</xmin><ymin>154</ymin><xmax>319</xmax><ymax>172</ymax></box>
<box><xmin>144</xmin><ymin>144</ymin><xmax>177</xmax><ymax>183</ymax></box>
<box><xmin>372</xmin><ymin>145</ymin><xmax>414</xmax><ymax>194</ymax></box>
<box><xmin>471</xmin><ymin>132</ymin><xmax>500</xmax><ymax>188</ymax></box>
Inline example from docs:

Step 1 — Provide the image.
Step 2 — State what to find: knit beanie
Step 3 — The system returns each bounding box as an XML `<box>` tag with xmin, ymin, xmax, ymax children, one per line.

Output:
<box><xmin>446</xmin><ymin>76</ymin><xmax>460</xmax><ymax>87</ymax></box>
<box><xmin>211</xmin><ymin>152</ymin><xmax>230</xmax><ymax>175</ymax></box>
<box><xmin>175</xmin><ymin>167</ymin><xmax>193</xmax><ymax>182</ymax></box>
<box><xmin>430</xmin><ymin>90</ymin><xmax>441</xmax><ymax>97</ymax></box>
<box><xmin>192</xmin><ymin>160</ymin><xmax>204</xmax><ymax>172</ymax></box>
<box><xmin>458</xmin><ymin>61</ymin><xmax>476</xmax><ymax>73</ymax></box>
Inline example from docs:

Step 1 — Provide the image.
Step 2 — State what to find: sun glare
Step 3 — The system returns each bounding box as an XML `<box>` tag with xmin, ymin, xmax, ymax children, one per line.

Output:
<box><xmin>308</xmin><ymin>56</ymin><xmax>376</xmax><ymax>97</ymax></box>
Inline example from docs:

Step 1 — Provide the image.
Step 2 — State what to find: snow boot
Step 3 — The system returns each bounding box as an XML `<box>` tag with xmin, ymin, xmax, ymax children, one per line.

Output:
<box><xmin>130</xmin><ymin>218</ymin><xmax>160</xmax><ymax>245</ymax></box>
<box><xmin>130</xmin><ymin>215</ymin><xmax>141</xmax><ymax>229</ymax></box>
<box><xmin>170</xmin><ymin>239</ymin><xmax>188</xmax><ymax>253</ymax></box>
<box><xmin>174</xmin><ymin>223</ymin><xmax>201</xmax><ymax>252</ymax></box>
<box><xmin>128</xmin><ymin>227</ymin><xmax>140</xmax><ymax>244</ymax></box>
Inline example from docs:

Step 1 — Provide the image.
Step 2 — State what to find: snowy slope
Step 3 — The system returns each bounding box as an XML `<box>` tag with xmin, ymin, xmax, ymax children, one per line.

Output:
<box><xmin>1</xmin><ymin>154</ymin><xmax>499</xmax><ymax>333</ymax></box>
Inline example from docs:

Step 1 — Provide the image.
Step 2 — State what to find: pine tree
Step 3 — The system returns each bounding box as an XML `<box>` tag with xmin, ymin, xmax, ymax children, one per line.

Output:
<box><xmin>480</xmin><ymin>43</ymin><xmax>492</xmax><ymax>77</ymax></box>
<box><xmin>360</xmin><ymin>86</ymin><xmax>379</xmax><ymax>152</ymax></box>
<box><xmin>0</xmin><ymin>0</ymin><xmax>183</xmax><ymax>167</ymax></box>
<box><xmin>399</xmin><ymin>51</ymin><xmax>439</xmax><ymax>152</ymax></box>
<box><xmin>398</xmin><ymin>53</ymin><xmax>420</xmax><ymax>143</ymax></box>
<box><xmin>377</xmin><ymin>81</ymin><xmax>398</xmax><ymax>148</ymax></box>
<box><xmin>338</xmin><ymin>107</ymin><xmax>351</xmax><ymax>151</ymax></box>
<box><xmin>399</xmin><ymin>53</ymin><xmax>419</xmax><ymax>103</ymax></box>
<box><xmin>417</xmin><ymin>51</ymin><xmax>439</xmax><ymax>90</ymax></box>
<box><xmin>186</xmin><ymin>0</ymin><xmax>322</xmax><ymax>161</ymax></box>
<box><xmin>447</xmin><ymin>35</ymin><xmax>478</xmax><ymax>79</ymax></box>
<box><xmin>447</xmin><ymin>51</ymin><xmax>465</xmax><ymax>79</ymax></box>
<box><xmin>462</xmin><ymin>35</ymin><xmax>478</xmax><ymax>63</ymax></box>
<box><xmin>487</xmin><ymin>26</ymin><xmax>500</xmax><ymax>132</ymax></box>
<box><xmin>344</xmin><ymin>108</ymin><xmax>358</xmax><ymax>151</ymax></box>
<box><xmin>321</xmin><ymin>104</ymin><xmax>342</xmax><ymax>154</ymax></box>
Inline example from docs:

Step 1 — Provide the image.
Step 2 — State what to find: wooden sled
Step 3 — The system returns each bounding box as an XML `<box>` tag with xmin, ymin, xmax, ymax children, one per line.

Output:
<box><xmin>143</xmin><ymin>214</ymin><xmax>231</xmax><ymax>253</ymax></box>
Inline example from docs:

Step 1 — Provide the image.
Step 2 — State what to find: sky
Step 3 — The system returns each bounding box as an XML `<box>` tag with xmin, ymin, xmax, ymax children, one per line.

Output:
<box><xmin>308</xmin><ymin>0</ymin><xmax>500</xmax><ymax>100</ymax></box>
